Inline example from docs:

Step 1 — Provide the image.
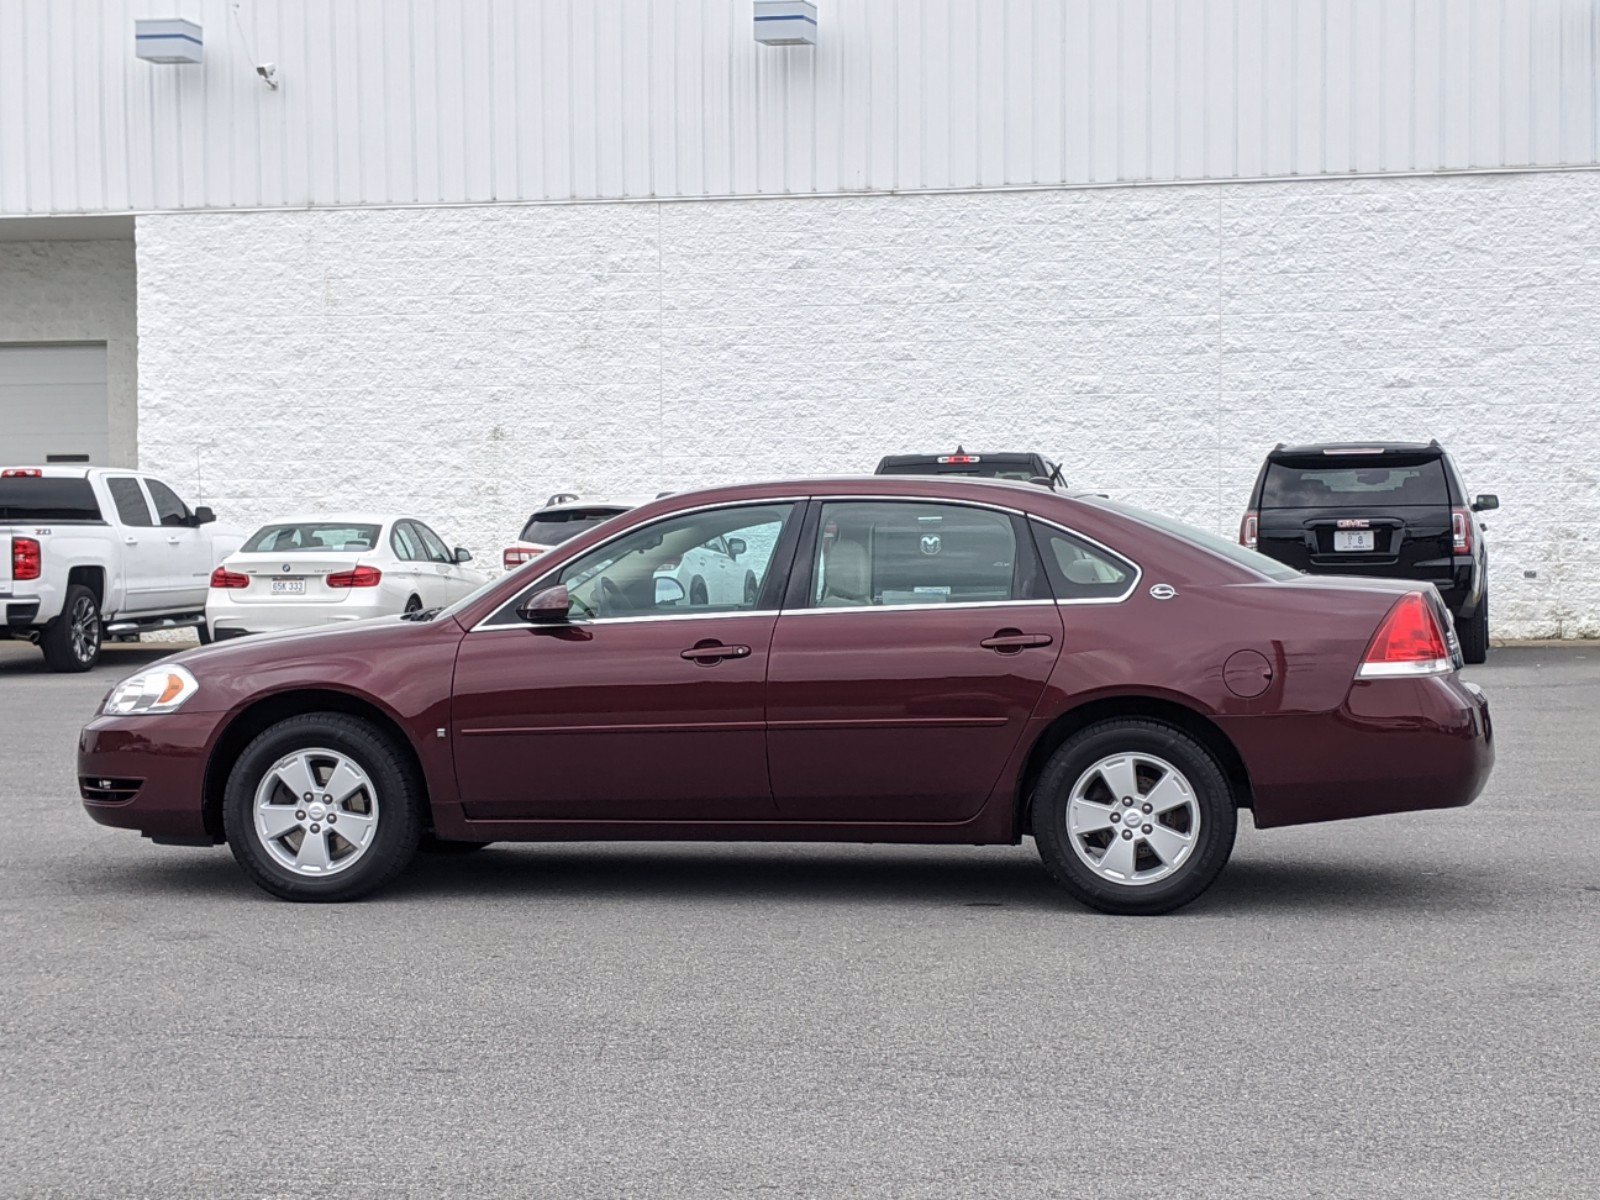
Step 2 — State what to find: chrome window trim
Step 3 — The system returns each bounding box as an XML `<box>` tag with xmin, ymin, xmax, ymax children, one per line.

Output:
<box><xmin>783</xmin><ymin>599</ymin><xmax>1058</xmax><ymax>617</ymax></box>
<box><xmin>470</xmin><ymin>497</ymin><xmax>807</xmax><ymax>633</ymax></box>
<box><xmin>470</xmin><ymin>608</ymin><xmax>785</xmax><ymax>632</ymax></box>
<box><xmin>1028</xmin><ymin>516</ymin><xmax>1144</xmax><ymax>606</ymax></box>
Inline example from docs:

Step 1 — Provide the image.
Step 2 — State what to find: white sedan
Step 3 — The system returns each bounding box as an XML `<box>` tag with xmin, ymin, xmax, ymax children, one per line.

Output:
<box><xmin>206</xmin><ymin>514</ymin><xmax>488</xmax><ymax>639</ymax></box>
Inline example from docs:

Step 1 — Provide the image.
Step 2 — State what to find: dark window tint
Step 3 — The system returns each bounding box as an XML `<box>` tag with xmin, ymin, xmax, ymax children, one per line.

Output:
<box><xmin>145</xmin><ymin>479</ymin><xmax>191</xmax><ymax>526</ymax></box>
<box><xmin>1031</xmin><ymin>523</ymin><xmax>1136</xmax><ymax>601</ymax></box>
<box><xmin>414</xmin><ymin>523</ymin><xmax>452</xmax><ymax>563</ymax></box>
<box><xmin>520</xmin><ymin>507</ymin><xmax>629</xmax><ymax>546</ymax></box>
<box><xmin>811</xmin><ymin>501</ymin><xmax>1017</xmax><ymax>607</ymax></box>
<box><xmin>0</xmin><ymin>477</ymin><xmax>101</xmax><ymax>522</ymax></box>
<box><xmin>106</xmin><ymin>477</ymin><xmax>153</xmax><ymax>527</ymax></box>
<box><xmin>1262</xmin><ymin>456</ymin><xmax>1450</xmax><ymax>508</ymax></box>
<box><xmin>245</xmin><ymin>523</ymin><xmax>383</xmax><ymax>552</ymax></box>
<box><xmin>876</xmin><ymin>460</ymin><xmax>1043</xmax><ymax>482</ymax></box>
<box><xmin>1086</xmin><ymin>498</ymin><xmax>1301</xmax><ymax>581</ymax></box>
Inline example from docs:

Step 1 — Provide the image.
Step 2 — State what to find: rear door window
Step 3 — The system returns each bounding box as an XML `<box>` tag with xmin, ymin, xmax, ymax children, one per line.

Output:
<box><xmin>0</xmin><ymin>477</ymin><xmax>102</xmax><ymax>522</ymax></box>
<box><xmin>106</xmin><ymin>477</ymin><xmax>154</xmax><ymax>527</ymax></box>
<box><xmin>390</xmin><ymin>523</ymin><xmax>424</xmax><ymax>561</ymax></box>
<box><xmin>1262</xmin><ymin>457</ymin><xmax>1450</xmax><ymax>507</ymax></box>
<box><xmin>809</xmin><ymin>501</ymin><xmax>1019</xmax><ymax>608</ymax></box>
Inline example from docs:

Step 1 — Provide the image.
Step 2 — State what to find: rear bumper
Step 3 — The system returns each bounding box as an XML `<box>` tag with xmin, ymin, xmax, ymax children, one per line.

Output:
<box><xmin>206</xmin><ymin>595</ymin><xmax>392</xmax><ymax>637</ymax></box>
<box><xmin>1229</xmin><ymin>673</ymin><xmax>1493</xmax><ymax>829</ymax></box>
<box><xmin>78</xmin><ymin>713</ymin><xmax>223</xmax><ymax>842</ymax></box>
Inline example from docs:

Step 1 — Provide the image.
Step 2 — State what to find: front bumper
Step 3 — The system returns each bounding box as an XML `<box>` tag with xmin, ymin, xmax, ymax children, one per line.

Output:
<box><xmin>1234</xmin><ymin>672</ymin><xmax>1493</xmax><ymax>829</ymax></box>
<box><xmin>78</xmin><ymin>712</ymin><xmax>223</xmax><ymax>842</ymax></box>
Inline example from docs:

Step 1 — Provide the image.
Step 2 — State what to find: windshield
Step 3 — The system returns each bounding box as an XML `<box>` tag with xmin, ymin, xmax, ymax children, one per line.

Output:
<box><xmin>1086</xmin><ymin>498</ymin><xmax>1301</xmax><ymax>581</ymax></box>
<box><xmin>519</xmin><ymin>507</ymin><xmax>628</xmax><ymax>545</ymax></box>
<box><xmin>242</xmin><ymin>523</ymin><xmax>382</xmax><ymax>553</ymax></box>
<box><xmin>1262</xmin><ymin>456</ymin><xmax>1449</xmax><ymax>507</ymax></box>
<box><xmin>0</xmin><ymin>477</ymin><xmax>100</xmax><ymax>521</ymax></box>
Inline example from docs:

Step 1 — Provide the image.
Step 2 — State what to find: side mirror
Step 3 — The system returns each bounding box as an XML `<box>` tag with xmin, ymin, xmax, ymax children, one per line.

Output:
<box><xmin>654</xmin><ymin>576</ymin><xmax>686</xmax><ymax>607</ymax></box>
<box><xmin>191</xmin><ymin>506</ymin><xmax>216</xmax><ymax>526</ymax></box>
<box><xmin>516</xmin><ymin>584</ymin><xmax>571</xmax><ymax>624</ymax></box>
<box><xmin>726</xmin><ymin>536</ymin><xmax>747</xmax><ymax>560</ymax></box>
<box><xmin>1472</xmin><ymin>494</ymin><xmax>1499</xmax><ymax>512</ymax></box>
<box><xmin>454</xmin><ymin>546</ymin><xmax>473</xmax><ymax>563</ymax></box>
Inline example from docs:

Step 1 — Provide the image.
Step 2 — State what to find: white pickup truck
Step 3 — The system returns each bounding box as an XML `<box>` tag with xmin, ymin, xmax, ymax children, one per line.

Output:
<box><xmin>1</xmin><ymin>466</ymin><xmax>241</xmax><ymax>672</ymax></box>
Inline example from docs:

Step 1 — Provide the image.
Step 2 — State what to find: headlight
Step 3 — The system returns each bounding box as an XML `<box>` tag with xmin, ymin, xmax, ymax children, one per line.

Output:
<box><xmin>103</xmin><ymin>665</ymin><xmax>200</xmax><ymax>716</ymax></box>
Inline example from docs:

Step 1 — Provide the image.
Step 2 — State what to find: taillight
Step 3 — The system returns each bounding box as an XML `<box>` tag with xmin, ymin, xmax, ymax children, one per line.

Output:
<box><xmin>12</xmin><ymin>536</ymin><xmax>41</xmax><ymax>580</ymax></box>
<box><xmin>1239</xmin><ymin>510</ymin><xmax>1259</xmax><ymax>549</ymax></box>
<box><xmin>1451</xmin><ymin>508</ymin><xmax>1472</xmax><ymax>554</ymax></box>
<box><xmin>1358</xmin><ymin>592</ymin><xmax>1453</xmax><ymax>678</ymax></box>
<box><xmin>503</xmin><ymin>546</ymin><xmax>543</xmax><ymax>570</ymax></box>
<box><xmin>327</xmin><ymin>565</ymin><xmax>382</xmax><ymax>588</ymax></box>
<box><xmin>2</xmin><ymin>468</ymin><xmax>42</xmax><ymax>478</ymax></box>
<box><xmin>209</xmin><ymin>567</ymin><xmax>249</xmax><ymax>589</ymax></box>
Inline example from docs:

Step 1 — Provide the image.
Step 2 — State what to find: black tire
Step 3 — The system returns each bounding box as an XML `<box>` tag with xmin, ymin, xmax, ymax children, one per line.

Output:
<box><xmin>1458</xmin><ymin>594</ymin><xmax>1489</xmax><ymax>665</ymax></box>
<box><xmin>1031</xmin><ymin>719</ymin><xmax>1237</xmax><ymax>916</ymax></box>
<box><xmin>40</xmin><ymin>584</ymin><xmax>102</xmax><ymax>672</ymax></box>
<box><xmin>223</xmin><ymin>713</ymin><xmax>423</xmax><ymax>902</ymax></box>
<box><xmin>689</xmin><ymin>577</ymin><xmax>708</xmax><ymax>606</ymax></box>
<box><xmin>419</xmin><ymin>834</ymin><xmax>494</xmax><ymax>854</ymax></box>
<box><xmin>195</xmin><ymin>621</ymin><xmax>213</xmax><ymax>646</ymax></box>
<box><xmin>743</xmin><ymin>571</ymin><xmax>760</xmax><ymax>606</ymax></box>
<box><xmin>404</xmin><ymin>595</ymin><xmax>423</xmax><ymax>615</ymax></box>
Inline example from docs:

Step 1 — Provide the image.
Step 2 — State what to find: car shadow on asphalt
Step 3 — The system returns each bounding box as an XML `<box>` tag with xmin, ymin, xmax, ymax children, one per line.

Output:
<box><xmin>0</xmin><ymin>645</ymin><xmax>182</xmax><ymax>676</ymax></box>
<box><xmin>93</xmin><ymin>844</ymin><xmax>1501</xmax><ymax>917</ymax></box>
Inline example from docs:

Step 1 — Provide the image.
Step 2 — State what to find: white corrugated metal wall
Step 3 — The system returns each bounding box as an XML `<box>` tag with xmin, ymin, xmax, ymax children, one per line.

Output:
<box><xmin>2</xmin><ymin>0</ymin><xmax>1599</xmax><ymax>215</ymax></box>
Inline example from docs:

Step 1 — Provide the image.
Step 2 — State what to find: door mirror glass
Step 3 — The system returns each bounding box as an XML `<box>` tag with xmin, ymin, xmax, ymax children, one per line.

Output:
<box><xmin>654</xmin><ymin>576</ymin><xmax>686</xmax><ymax>606</ymax></box>
<box><xmin>517</xmin><ymin>584</ymin><xmax>571</xmax><ymax>624</ymax></box>
<box><xmin>454</xmin><ymin>546</ymin><xmax>473</xmax><ymax>563</ymax></box>
<box><xmin>725</xmin><ymin>536</ymin><xmax>747</xmax><ymax>560</ymax></box>
<box><xmin>1472</xmin><ymin>494</ymin><xmax>1499</xmax><ymax>512</ymax></box>
<box><xmin>191</xmin><ymin>505</ymin><xmax>216</xmax><ymax>525</ymax></box>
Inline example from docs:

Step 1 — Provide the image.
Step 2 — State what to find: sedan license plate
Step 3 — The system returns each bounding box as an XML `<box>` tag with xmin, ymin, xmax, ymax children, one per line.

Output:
<box><xmin>271</xmin><ymin>577</ymin><xmax>306</xmax><ymax>595</ymax></box>
<box><xmin>1334</xmin><ymin>530</ymin><xmax>1376</xmax><ymax>552</ymax></box>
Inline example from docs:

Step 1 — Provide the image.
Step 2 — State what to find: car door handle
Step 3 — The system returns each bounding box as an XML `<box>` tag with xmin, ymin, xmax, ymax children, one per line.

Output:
<box><xmin>124</xmin><ymin>536</ymin><xmax>139</xmax><ymax>545</ymax></box>
<box><xmin>681</xmin><ymin>641</ymin><xmax>751</xmax><ymax>663</ymax></box>
<box><xmin>980</xmin><ymin>631</ymin><xmax>1055</xmax><ymax>652</ymax></box>
<box><xmin>167</xmin><ymin>536</ymin><xmax>181</xmax><ymax>545</ymax></box>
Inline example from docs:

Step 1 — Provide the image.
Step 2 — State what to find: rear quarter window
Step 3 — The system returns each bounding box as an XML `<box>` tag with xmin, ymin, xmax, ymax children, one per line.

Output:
<box><xmin>1263</xmin><ymin>457</ymin><xmax>1449</xmax><ymax>507</ymax></box>
<box><xmin>0</xmin><ymin>478</ymin><xmax>102</xmax><ymax>522</ymax></box>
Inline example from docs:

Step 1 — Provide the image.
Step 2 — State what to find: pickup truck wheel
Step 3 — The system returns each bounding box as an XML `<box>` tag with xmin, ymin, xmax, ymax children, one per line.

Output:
<box><xmin>40</xmin><ymin>585</ymin><xmax>102</xmax><ymax>672</ymax></box>
<box><xmin>1458</xmin><ymin>595</ymin><xmax>1489</xmax><ymax>665</ymax></box>
<box><xmin>1031</xmin><ymin>719</ymin><xmax>1237</xmax><ymax>916</ymax></box>
<box><xmin>223</xmin><ymin>713</ymin><xmax>423</xmax><ymax>902</ymax></box>
<box><xmin>195</xmin><ymin>622</ymin><xmax>213</xmax><ymax>646</ymax></box>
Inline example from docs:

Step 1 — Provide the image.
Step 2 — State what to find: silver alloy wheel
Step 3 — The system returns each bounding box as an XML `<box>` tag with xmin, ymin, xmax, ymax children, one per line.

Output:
<box><xmin>70</xmin><ymin>594</ymin><xmax>99</xmax><ymax>663</ymax></box>
<box><xmin>1065</xmin><ymin>752</ymin><xmax>1201</xmax><ymax>887</ymax></box>
<box><xmin>253</xmin><ymin>748</ymin><xmax>380</xmax><ymax>877</ymax></box>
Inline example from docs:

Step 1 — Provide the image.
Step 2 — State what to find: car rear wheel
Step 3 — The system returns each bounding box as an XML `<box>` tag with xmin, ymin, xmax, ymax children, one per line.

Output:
<box><xmin>223</xmin><ymin>713</ymin><xmax>423</xmax><ymax>902</ymax></box>
<box><xmin>40</xmin><ymin>584</ymin><xmax>101</xmax><ymax>672</ymax></box>
<box><xmin>689</xmin><ymin>577</ymin><xmax>708</xmax><ymax>606</ymax></box>
<box><xmin>1031</xmin><ymin>719</ymin><xmax>1237</xmax><ymax>915</ymax></box>
<box><xmin>1459</xmin><ymin>595</ymin><xmax>1489</xmax><ymax>665</ymax></box>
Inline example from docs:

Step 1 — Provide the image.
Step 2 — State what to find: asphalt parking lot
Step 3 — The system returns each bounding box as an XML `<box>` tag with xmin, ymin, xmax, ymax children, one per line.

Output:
<box><xmin>1</xmin><ymin>641</ymin><xmax>1596</xmax><ymax>1199</ymax></box>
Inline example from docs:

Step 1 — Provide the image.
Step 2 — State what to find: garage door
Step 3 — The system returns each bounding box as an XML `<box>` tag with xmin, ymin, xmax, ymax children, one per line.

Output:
<box><xmin>0</xmin><ymin>344</ymin><xmax>110</xmax><ymax>466</ymax></box>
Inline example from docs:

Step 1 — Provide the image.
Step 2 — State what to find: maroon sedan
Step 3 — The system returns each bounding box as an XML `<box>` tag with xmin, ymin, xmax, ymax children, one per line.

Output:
<box><xmin>79</xmin><ymin>477</ymin><xmax>1492</xmax><ymax>913</ymax></box>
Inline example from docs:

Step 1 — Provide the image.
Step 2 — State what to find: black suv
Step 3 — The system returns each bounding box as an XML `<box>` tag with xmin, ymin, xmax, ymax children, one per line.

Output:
<box><xmin>1240</xmin><ymin>441</ymin><xmax>1498</xmax><ymax>662</ymax></box>
<box><xmin>875</xmin><ymin>447</ymin><xmax>1064</xmax><ymax>487</ymax></box>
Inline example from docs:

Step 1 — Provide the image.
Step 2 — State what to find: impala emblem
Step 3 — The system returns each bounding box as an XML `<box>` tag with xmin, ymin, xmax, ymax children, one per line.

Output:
<box><xmin>1149</xmin><ymin>583</ymin><xmax>1177</xmax><ymax>600</ymax></box>
<box><xmin>919</xmin><ymin>535</ymin><xmax>942</xmax><ymax>556</ymax></box>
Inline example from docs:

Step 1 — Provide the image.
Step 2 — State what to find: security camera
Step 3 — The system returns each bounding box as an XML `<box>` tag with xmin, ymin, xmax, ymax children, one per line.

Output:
<box><xmin>256</xmin><ymin>62</ymin><xmax>279</xmax><ymax>89</ymax></box>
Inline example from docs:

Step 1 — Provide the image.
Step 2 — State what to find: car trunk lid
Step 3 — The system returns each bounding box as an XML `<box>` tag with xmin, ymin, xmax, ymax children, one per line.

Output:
<box><xmin>220</xmin><ymin>552</ymin><xmax>371</xmax><ymax>603</ymax></box>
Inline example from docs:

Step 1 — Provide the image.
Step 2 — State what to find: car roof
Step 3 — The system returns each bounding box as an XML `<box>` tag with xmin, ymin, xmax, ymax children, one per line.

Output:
<box><xmin>1269</xmin><ymin>440</ymin><xmax>1443</xmax><ymax>458</ymax></box>
<box><xmin>622</xmin><ymin>475</ymin><xmax>1072</xmax><ymax>514</ymax></box>
<box><xmin>251</xmin><ymin>514</ymin><xmax>397</xmax><ymax>526</ymax></box>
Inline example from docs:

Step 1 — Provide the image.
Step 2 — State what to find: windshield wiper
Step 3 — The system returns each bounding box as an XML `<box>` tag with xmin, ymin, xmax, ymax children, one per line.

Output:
<box><xmin>401</xmin><ymin>606</ymin><xmax>444</xmax><ymax>622</ymax></box>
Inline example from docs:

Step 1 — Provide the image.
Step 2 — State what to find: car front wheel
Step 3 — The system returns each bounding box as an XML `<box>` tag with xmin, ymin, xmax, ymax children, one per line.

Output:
<box><xmin>1031</xmin><ymin>719</ymin><xmax>1237</xmax><ymax>915</ymax></box>
<box><xmin>223</xmin><ymin>713</ymin><xmax>423</xmax><ymax>902</ymax></box>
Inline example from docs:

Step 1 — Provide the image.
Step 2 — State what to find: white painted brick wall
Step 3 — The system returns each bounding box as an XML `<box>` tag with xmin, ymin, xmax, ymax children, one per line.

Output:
<box><xmin>0</xmin><ymin>239</ymin><xmax>138</xmax><ymax>465</ymax></box>
<box><xmin>136</xmin><ymin>171</ymin><xmax>1600</xmax><ymax>639</ymax></box>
